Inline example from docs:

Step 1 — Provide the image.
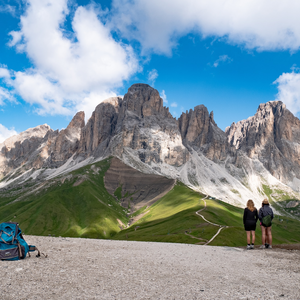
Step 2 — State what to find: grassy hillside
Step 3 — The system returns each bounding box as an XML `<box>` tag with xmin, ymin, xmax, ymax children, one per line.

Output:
<box><xmin>1</xmin><ymin>158</ymin><xmax>299</xmax><ymax>246</ymax></box>
<box><xmin>261</xmin><ymin>184</ymin><xmax>300</xmax><ymax>219</ymax></box>
<box><xmin>0</xmin><ymin>158</ymin><xmax>129</xmax><ymax>238</ymax></box>
<box><xmin>113</xmin><ymin>182</ymin><xmax>300</xmax><ymax>247</ymax></box>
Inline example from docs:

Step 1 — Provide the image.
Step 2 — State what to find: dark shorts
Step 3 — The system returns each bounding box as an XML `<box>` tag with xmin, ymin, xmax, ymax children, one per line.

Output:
<box><xmin>244</xmin><ymin>221</ymin><xmax>257</xmax><ymax>231</ymax></box>
<box><xmin>261</xmin><ymin>222</ymin><xmax>272</xmax><ymax>228</ymax></box>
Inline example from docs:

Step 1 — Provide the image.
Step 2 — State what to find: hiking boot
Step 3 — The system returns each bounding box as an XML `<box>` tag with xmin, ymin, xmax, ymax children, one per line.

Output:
<box><xmin>259</xmin><ymin>245</ymin><xmax>265</xmax><ymax>249</ymax></box>
<box><xmin>246</xmin><ymin>245</ymin><xmax>251</xmax><ymax>250</ymax></box>
<box><xmin>250</xmin><ymin>244</ymin><xmax>254</xmax><ymax>249</ymax></box>
<box><xmin>268</xmin><ymin>245</ymin><xmax>272</xmax><ymax>249</ymax></box>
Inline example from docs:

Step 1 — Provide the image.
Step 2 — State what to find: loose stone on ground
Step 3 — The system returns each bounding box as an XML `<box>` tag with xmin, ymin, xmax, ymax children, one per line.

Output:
<box><xmin>1</xmin><ymin>236</ymin><xmax>300</xmax><ymax>300</ymax></box>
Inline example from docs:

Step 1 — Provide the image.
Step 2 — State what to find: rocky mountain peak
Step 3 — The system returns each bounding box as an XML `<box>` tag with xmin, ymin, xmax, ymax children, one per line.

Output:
<box><xmin>209</xmin><ymin>111</ymin><xmax>216</xmax><ymax>125</ymax></box>
<box><xmin>66</xmin><ymin>111</ymin><xmax>85</xmax><ymax>131</ymax></box>
<box><xmin>3</xmin><ymin>83</ymin><xmax>300</xmax><ymax>202</ymax></box>
<box><xmin>0</xmin><ymin>124</ymin><xmax>51</xmax><ymax>151</ymax></box>
<box><xmin>0</xmin><ymin>124</ymin><xmax>53</xmax><ymax>176</ymax></box>
<box><xmin>109</xmin><ymin>84</ymin><xmax>188</xmax><ymax>166</ymax></box>
<box><xmin>101</xmin><ymin>97</ymin><xmax>122</xmax><ymax>111</ymax></box>
<box><xmin>257</xmin><ymin>100</ymin><xmax>285</xmax><ymax>113</ymax></box>
<box><xmin>178</xmin><ymin>105</ymin><xmax>227</xmax><ymax>161</ymax></box>
<box><xmin>226</xmin><ymin>101</ymin><xmax>294</xmax><ymax>151</ymax></box>
<box><xmin>226</xmin><ymin>100</ymin><xmax>300</xmax><ymax>184</ymax></box>
<box><xmin>179</xmin><ymin>105</ymin><xmax>210</xmax><ymax>143</ymax></box>
<box><xmin>121</xmin><ymin>83</ymin><xmax>171</xmax><ymax>118</ymax></box>
<box><xmin>47</xmin><ymin>111</ymin><xmax>86</xmax><ymax>167</ymax></box>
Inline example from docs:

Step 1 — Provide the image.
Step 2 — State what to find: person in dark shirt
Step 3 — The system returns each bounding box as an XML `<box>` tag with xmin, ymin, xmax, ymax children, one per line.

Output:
<box><xmin>258</xmin><ymin>198</ymin><xmax>274</xmax><ymax>249</ymax></box>
<box><xmin>243</xmin><ymin>199</ymin><xmax>258</xmax><ymax>249</ymax></box>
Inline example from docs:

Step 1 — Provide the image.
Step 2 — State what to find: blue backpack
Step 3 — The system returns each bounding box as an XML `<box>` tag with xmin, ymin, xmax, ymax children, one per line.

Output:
<box><xmin>0</xmin><ymin>222</ymin><xmax>42</xmax><ymax>260</ymax></box>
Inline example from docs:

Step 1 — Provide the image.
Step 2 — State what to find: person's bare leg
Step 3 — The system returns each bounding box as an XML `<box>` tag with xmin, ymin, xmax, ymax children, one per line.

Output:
<box><xmin>261</xmin><ymin>225</ymin><xmax>266</xmax><ymax>245</ymax></box>
<box><xmin>266</xmin><ymin>226</ymin><xmax>272</xmax><ymax>245</ymax></box>
<box><xmin>251</xmin><ymin>231</ymin><xmax>255</xmax><ymax>244</ymax></box>
<box><xmin>246</xmin><ymin>231</ymin><xmax>251</xmax><ymax>244</ymax></box>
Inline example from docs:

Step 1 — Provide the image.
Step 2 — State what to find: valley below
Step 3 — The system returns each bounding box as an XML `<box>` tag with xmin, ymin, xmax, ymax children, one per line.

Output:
<box><xmin>1</xmin><ymin>156</ymin><xmax>300</xmax><ymax>247</ymax></box>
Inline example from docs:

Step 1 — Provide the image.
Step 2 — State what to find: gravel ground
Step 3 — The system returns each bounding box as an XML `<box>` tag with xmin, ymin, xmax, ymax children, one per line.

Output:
<box><xmin>1</xmin><ymin>236</ymin><xmax>300</xmax><ymax>300</ymax></box>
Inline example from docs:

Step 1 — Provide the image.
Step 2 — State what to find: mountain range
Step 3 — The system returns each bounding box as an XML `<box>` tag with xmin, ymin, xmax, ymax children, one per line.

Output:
<box><xmin>1</xmin><ymin>83</ymin><xmax>300</xmax><ymax>213</ymax></box>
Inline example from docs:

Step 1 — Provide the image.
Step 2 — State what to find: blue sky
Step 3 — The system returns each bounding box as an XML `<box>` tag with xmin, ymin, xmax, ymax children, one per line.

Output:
<box><xmin>1</xmin><ymin>0</ymin><xmax>300</xmax><ymax>141</ymax></box>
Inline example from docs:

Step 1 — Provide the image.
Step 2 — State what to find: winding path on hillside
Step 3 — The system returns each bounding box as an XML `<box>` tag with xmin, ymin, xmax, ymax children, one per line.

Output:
<box><xmin>185</xmin><ymin>195</ymin><xmax>228</xmax><ymax>245</ymax></box>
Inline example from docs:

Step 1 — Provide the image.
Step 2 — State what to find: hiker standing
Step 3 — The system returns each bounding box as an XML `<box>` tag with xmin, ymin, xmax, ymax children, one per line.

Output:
<box><xmin>258</xmin><ymin>198</ymin><xmax>274</xmax><ymax>249</ymax></box>
<box><xmin>243</xmin><ymin>199</ymin><xmax>258</xmax><ymax>249</ymax></box>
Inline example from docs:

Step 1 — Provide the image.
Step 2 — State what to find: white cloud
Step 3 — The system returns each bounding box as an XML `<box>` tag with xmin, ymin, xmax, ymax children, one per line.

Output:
<box><xmin>171</xmin><ymin>102</ymin><xmax>177</xmax><ymax>107</ymax></box>
<box><xmin>213</xmin><ymin>55</ymin><xmax>232</xmax><ymax>67</ymax></box>
<box><xmin>0</xmin><ymin>124</ymin><xmax>17</xmax><ymax>143</ymax></box>
<box><xmin>0</xmin><ymin>67</ymin><xmax>11</xmax><ymax>79</ymax></box>
<box><xmin>111</xmin><ymin>0</ymin><xmax>300</xmax><ymax>55</ymax></box>
<box><xmin>4</xmin><ymin>0</ymin><xmax>139</xmax><ymax>119</ymax></box>
<box><xmin>0</xmin><ymin>4</ymin><xmax>16</xmax><ymax>16</ymax></box>
<box><xmin>0</xmin><ymin>87</ymin><xmax>14</xmax><ymax>105</ymax></box>
<box><xmin>8</xmin><ymin>31</ymin><xmax>23</xmax><ymax>48</ymax></box>
<box><xmin>147</xmin><ymin>69</ymin><xmax>158</xmax><ymax>86</ymax></box>
<box><xmin>161</xmin><ymin>90</ymin><xmax>167</xmax><ymax>104</ymax></box>
<box><xmin>274</xmin><ymin>71</ymin><xmax>300</xmax><ymax>115</ymax></box>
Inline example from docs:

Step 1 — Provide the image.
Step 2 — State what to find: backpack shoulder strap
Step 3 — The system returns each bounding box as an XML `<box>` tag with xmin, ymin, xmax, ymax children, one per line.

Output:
<box><xmin>28</xmin><ymin>245</ymin><xmax>47</xmax><ymax>258</ymax></box>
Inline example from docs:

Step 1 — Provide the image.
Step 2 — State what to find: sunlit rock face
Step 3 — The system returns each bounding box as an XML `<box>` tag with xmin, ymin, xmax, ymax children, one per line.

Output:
<box><xmin>113</xmin><ymin>84</ymin><xmax>189</xmax><ymax>166</ymax></box>
<box><xmin>47</xmin><ymin>111</ymin><xmax>85</xmax><ymax>167</ymax></box>
<box><xmin>78</xmin><ymin>84</ymin><xmax>189</xmax><ymax>167</ymax></box>
<box><xmin>178</xmin><ymin>105</ymin><xmax>228</xmax><ymax>161</ymax></box>
<box><xmin>78</xmin><ymin>97</ymin><xmax>121</xmax><ymax>157</ymax></box>
<box><xmin>2</xmin><ymin>83</ymin><xmax>300</xmax><ymax>205</ymax></box>
<box><xmin>0</xmin><ymin>112</ymin><xmax>86</xmax><ymax>178</ymax></box>
<box><xmin>0</xmin><ymin>124</ymin><xmax>53</xmax><ymax>178</ymax></box>
<box><xmin>226</xmin><ymin>101</ymin><xmax>300</xmax><ymax>185</ymax></box>
<box><xmin>0</xmin><ymin>84</ymin><xmax>189</xmax><ymax>181</ymax></box>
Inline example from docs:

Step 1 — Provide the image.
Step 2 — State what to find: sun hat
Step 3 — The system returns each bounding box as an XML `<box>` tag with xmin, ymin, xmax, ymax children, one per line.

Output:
<box><xmin>262</xmin><ymin>198</ymin><xmax>269</xmax><ymax>205</ymax></box>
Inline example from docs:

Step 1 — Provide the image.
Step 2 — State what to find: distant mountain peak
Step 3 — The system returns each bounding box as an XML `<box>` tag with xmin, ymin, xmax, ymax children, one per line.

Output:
<box><xmin>1</xmin><ymin>84</ymin><xmax>300</xmax><ymax>208</ymax></box>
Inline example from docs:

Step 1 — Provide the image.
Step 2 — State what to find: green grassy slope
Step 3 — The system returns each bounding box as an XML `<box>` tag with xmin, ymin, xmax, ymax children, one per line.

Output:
<box><xmin>261</xmin><ymin>184</ymin><xmax>300</xmax><ymax>219</ymax></box>
<box><xmin>1</xmin><ymin>159</ymin><xmax>299</xmax><ymax>246</ymax></box>
<box><xmin>113</xmin><ymin>182</ymin><xmax>300</xmax><ymax>246</ymax></box>
<box><xmin>0</xmin><ymin>158</ymin><xmax>128</xmax><ymax>238</ymax></box>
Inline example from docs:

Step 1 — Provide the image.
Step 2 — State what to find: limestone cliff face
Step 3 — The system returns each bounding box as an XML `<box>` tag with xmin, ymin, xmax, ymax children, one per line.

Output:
<box><xmin>47</xmin><ymin>111</ymin><xmax>85</xmax><ymax>167</ymax></box>
<box><xmin>0</xmin><ymin>125</ymin><xmax>52</xmax><ymax>177</ymax></box>
<box><xmin>113</xmin><ymin>84</ymin><xmax>187</xmax><ymax>166</ymax></box>
<box><xmin>3</xmin><ymin>83</ymin><xmax>300</xmax><ymax>198</ymax></box>
<box><xmin>78</xmin><ymin>84</ymin><xmax>188</xmax><ymax>167</ymax></box>
<box><xmin>226</xmin><ymin>101</ymin><xmax>300</xmax><ymax>183</ymax></box>
<box><xmin>0</xmin><ymin>84</ymin><xmax>190</xmax><ymax>180</ymax></box>
<box><xmin>118</xmin><ymin>83</ymin><xmax>171</xmax><ymax>119</ymax></box>
<box><xmin>178</xmin><ymin>105</ymin><xmax>228</xmax><ymax>161</ymax></box>
<box><xmin>79</xmin><ymin>97</ymin><xmax>120</xmax><ymax>156</ymax></box>
<box><xmin>0</xmin><ymin>112</ymin><xmax>85</xmax><ymax>178</ymax></box>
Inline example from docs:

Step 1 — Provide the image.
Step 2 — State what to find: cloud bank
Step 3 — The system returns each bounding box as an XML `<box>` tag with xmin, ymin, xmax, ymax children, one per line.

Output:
<box><xmin>4</xmin><ymin>0</ymin><xmax>139</xmax><ymax>119</ymax></box>
<box><xmin>111</xmin><ymin>0</ymin><xmax>300</xmax><ymax>55</ymax></box>
<box><xmin>110</xmin><ymin>0</ymin><xmax>300</xmax><ymax>116</ymax></box>
<box><xmin>2</xmin><ymin>0</ymin><xmax>300</xmax><ymax>119</ymax></box>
